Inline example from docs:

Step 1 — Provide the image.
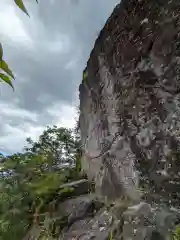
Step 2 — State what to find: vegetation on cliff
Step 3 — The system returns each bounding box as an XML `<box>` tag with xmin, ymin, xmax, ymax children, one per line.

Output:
<box><xmin>0</xmin><ymin>125</ymin><xmax>83</xmax><ymax>240</ymax></box>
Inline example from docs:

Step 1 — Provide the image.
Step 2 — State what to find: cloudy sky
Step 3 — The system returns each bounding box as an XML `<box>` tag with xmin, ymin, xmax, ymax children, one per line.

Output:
<box><xmin>0</xmin><ymin>0</ymin><xmax>119</xmax><ymax>154</ymax></box>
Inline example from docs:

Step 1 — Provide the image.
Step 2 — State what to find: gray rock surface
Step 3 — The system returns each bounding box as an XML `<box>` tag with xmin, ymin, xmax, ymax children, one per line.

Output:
<box><xmin>24</xmin><ymin>182</ymin><xmax>180</xmax><ymax>240</ymax></box>
<box><xmin>79</xmin><ymin>0</ymin><xmax>180</xmax><ymax>205</ymax></box>
<box><xmin>60</xmin><ymin>0</ymin><xmax>180</xmax><ymax>239</ymax></box>
<box><xmin>60</xmin><ymin>179</ymin><xmax>89</xmax><ymax>196</ymax></box>
<box><xmin>121</xmin><ymin>202</ymin><xmax>179</xmax><ymax>240</ymax></box>
<box><xmin>59</xmin><ymin>197</ymin><xmax>180</xmax><ymax>240</ymax></box>
<box><xmin>60</xmin><ymin>195</ymin><xmax>112</xmax><ymax>240</ymax></box>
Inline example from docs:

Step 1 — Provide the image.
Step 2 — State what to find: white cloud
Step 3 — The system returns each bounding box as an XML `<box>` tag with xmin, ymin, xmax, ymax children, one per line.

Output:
<box><xmin>0</xmin><ymin>102</ymin><xmax>77</xmax><ymax>154</ymax></box>
<box><xmin>47</xmin><ymin>103</ymin><xmax>77</xmax><ymax>128</ymax></box>
<box><xmin>47</xmin><ymin>34</ymin><xmax>71</xmax><ymax>53</ymax></box>
<box><xmin>0</xmin><ymin>2</ymin><xmax>33</xmax><ymax>45</ymax></box>
<box><xmin>0</xmin><ymin>102</ymin><xmax>38</xmax><ymax>122</ymax></box>
<box><xmin>0</xmin><ymin>123</ymin><xmax>44</xmax><ymax>154</ymax></box>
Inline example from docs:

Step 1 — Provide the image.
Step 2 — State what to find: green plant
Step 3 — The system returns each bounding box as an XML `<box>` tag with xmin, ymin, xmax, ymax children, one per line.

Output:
<box><xmin>0</xmin><ymin>0</ymin><xmax>38</xmax><ymax>89</ymax></box>
<box><xmin>108</xmin><ymin>230</ymin><xmax>113</xmax><ymax>240</ymax></box>
<box><xmin>172</xmin><ymin>225</ymin><xmax>180</xmax><ymax>240</ymax></box>
<box><xmin>14</xmin><ymin>0</ymin><xmax>38</xmax><ymax>16</ymax></box>
<box><xmin>0</xmin><ymin>125</ymin><xmax>82</xmax><ymax>240</ymax></box>
<box><xmin>83</xmin><ymin>68</ymin><xmax>88</xmax><ymax>82</ymax></box>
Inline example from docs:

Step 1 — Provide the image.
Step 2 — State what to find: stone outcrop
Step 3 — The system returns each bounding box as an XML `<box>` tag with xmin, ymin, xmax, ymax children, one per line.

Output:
<box><xmin>24</xmin><ymin>179</ymin><xmax>180</xmax><ymax>240</ymax></box>
<box><xmin>60</xmin><ymin>197</ymin><xmax>180</xmax><ymax>240</ymax></box>
<box><xmin>79</xmin><ymin>0</ymin><xmax>180</xmax><ymax>205</ymax></box>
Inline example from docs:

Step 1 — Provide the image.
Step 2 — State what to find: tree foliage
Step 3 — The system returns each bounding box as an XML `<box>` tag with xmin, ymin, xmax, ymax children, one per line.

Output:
<box><xmin>0</xmin><ymin>0</ymin><xmax>38</xmax><ymax>90</ymax></box>
<box><xmin>0</xmin><ymin>125</ymin><xmax>82</xmax><ymax>240</ymax></box>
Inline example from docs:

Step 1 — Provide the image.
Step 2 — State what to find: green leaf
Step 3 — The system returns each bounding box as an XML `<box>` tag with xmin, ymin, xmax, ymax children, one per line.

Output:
<box><xmin>59</xmin><ymin>187</ymin><xmax>74</xmax><ymax>195</ymax></box>
<box><xmin>0</xmin><ymin>43</ymin><xmax>3</xmax><ymax>60</ymax></box>
<box><xmin>0</xmin><ymin>60</ymin><xmax>15</xmax><ymax>79</ymax></box>
<box><xmin>14</xmin><ymin>0</ymin><xmax>29</xmax><ymax>16</ymax></box>
<box><xmin>108</xmin><ymin>230</ymin><xmax>113</xmax><ymax>240</ymax></box>
<box><xmin>0</xmin><ymin>73</ymin><xmax>14</xmax><ymax>90</ymax></box>
<box><xmin>83</xmin><ymin>70</ymin><xmax>88</xmax><ymax>81</ymax></box>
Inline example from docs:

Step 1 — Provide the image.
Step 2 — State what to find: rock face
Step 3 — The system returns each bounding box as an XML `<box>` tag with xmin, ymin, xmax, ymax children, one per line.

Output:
<box><xmin>60</xmin><ymin>197</ymin><xmax>180</xmax><ymax>240</ymax></box>
<box><xmin>25</xmin><ymin>179</ymin><xmax>180</xmax><ymax>240</ymax></box>
<box><xmin>79</xmin><ymin>0</ymin><xmax>180</xmax><ymax>205</ymax></box>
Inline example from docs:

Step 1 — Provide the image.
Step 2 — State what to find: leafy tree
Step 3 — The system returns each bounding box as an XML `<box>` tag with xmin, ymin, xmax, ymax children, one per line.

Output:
<box><xmin>25</xmin><ymin>126</ymin><xmax>78</xmax><ymax>167</ymax></box>
<box><xmin>0</xmin><ymin>125</ymin><xmax>82</xmax><ymax>240</ymax></box>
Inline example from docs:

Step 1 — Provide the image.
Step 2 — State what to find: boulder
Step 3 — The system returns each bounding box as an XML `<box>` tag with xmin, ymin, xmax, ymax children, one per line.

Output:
<box><xmin>60</xmin><ymin>199</ymin><xmax>180</xmax><ymax>240</ymax></box>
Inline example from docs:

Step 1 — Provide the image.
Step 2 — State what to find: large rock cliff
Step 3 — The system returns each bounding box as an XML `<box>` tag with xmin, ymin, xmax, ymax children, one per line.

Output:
<box><xmin>79</xmin><ymin>0</ymin><xmax>180</xmax><ymax>206</ymax></box>
<box><xmin>26</xmin><ymin>1</ymin><xmax>180</xmax><ymax>239</ymax></box>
